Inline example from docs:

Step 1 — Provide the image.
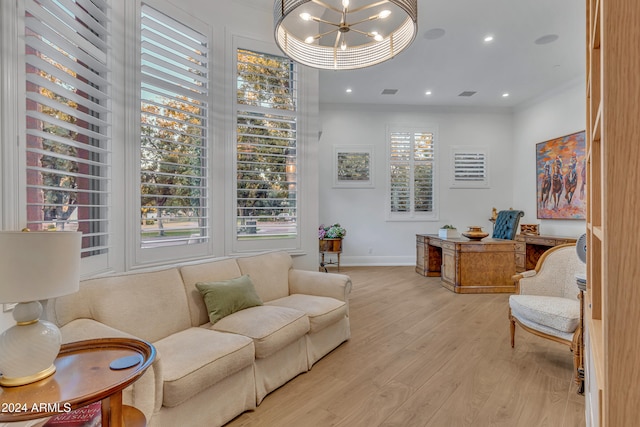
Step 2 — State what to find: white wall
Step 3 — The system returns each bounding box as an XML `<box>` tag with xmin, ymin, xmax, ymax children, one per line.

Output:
<box><xmin>319</xmin><ymin>104</ymin><xmax>515</xmax><ymax>265</ymax></box>
<box><xmin>512</xmin><ymin>78</ymin><xmax>586</xmax><ymax>237</ymax></box>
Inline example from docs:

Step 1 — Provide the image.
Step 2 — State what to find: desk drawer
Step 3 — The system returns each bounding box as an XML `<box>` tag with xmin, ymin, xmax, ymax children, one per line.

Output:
<box><xmin>525</xmin><ymin>237</ymin><xmax>557</xmax><ymax>246</ymax></box>
<box><xmin>441</xmin><ymin>242</ymin><xmax>456</xmax><ymax>251</ymax></box>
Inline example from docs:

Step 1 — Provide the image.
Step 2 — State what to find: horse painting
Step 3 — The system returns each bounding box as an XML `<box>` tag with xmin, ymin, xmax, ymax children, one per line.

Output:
<box><xmin>551</xmin><ymin>162</ymin><xmax>564</xmax><ymax>210</ymax></box>
<box><xmin>564</xmin><ymin>155</ymin><xmax>579</xmax><ymax>205</ymax></box>
<box><xmin>536</xmin><ymin>131</ymin><xmax>586</xmax><ymax>219</ymax></box>
<box><xmin>539</xmin><ymin>162</ymin><xmax>551</xmax><ymax>209</ymax></box>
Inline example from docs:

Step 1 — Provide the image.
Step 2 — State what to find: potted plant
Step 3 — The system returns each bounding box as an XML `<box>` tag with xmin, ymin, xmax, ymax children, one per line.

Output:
<box><xmin>438</xmin><ymin>224</ymin><xmax>459</xmax><ymax>239</ymax></box>
<box><xmin>319</xmin><ymin>223</ymin><xmax>347</xmax><ymax>252</ymax></box>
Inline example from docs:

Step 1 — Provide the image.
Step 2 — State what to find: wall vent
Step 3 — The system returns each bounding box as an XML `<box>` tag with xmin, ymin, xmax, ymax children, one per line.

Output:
<box><xmin>458</xmin><ymin>91</ymin><xmax>477</xmax><ymax>97</ymax></box>
<box><xmin>381</xmin><ymin>89</ymin><xmax>398</xmax><ymax>95</ymax></box>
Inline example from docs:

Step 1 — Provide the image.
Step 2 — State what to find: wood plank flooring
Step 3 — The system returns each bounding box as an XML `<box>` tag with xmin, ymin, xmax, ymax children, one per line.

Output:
<box><xmin>226</xmin><ymin>266</ymin><xmax>585</xmax><ymax>427</ymax></box>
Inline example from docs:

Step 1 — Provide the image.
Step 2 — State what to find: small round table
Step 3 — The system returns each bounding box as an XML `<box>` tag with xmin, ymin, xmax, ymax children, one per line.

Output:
<box><xmin>0</xmin><ymin>338</ymin><xmax>156</xmax><ymax>426</ymax></box>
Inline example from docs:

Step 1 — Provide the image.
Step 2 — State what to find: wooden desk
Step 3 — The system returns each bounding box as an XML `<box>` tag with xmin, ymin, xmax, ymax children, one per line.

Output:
<box><xmin>514</xmin><ymin>234</ymin><xmax>577</xmax><ymax>272</ymax></box>
<box><xmin>0</xmin><ymin>338</ymin><xmax>155</xmax><ymax>426</ymax></box>
<box><xmin>416</xmin><ymin>234</ymin><xmax>517</xmax><ymax>294</ymax></box>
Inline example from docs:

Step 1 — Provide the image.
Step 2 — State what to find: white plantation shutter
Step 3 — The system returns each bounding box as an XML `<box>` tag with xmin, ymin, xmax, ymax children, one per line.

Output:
<box><xmin>24</xmin><ymin>0</ymin><xmax>111</xmax><ymax>258</ymax></box>
<box><xmin>236</xmin><ymin>49</ymin><xmax>298</xmax><ymax>239</ymax></box>
<box><xmin>388</xmin><ymin>129</ymin><xmax>437</xmax><ymax>219</ymax></box>
<box><xmin>140</xmin><ymin>3</ymin><xmax>209</xmax><ymax>248</ymax></box>
<box><xmin>451</xmin><ymin>147</ymin><xmax>489</xmax><ymax>188</ymax></box>
<box><xmin>389</xmin><ymin>132</ymin><xmax>411</xmax><ymax>212</ymax></box>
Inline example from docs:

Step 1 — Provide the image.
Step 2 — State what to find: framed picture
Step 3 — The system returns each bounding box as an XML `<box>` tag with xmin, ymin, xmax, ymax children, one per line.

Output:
<box><xmin>333</xmin><ymin>145</ymin><xmax>374</xmax><ymax>188</ymax></box>
<box><xmin>536</xmin><ymin>131</ymin><xmax>586</xmax><ymax>219</ymax></box>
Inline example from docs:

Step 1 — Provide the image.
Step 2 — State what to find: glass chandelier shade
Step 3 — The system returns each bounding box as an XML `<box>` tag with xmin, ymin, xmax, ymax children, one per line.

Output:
<box><xmin>274</xmin><ymin>0</ymin><xmax>418</xmax><ymax>70</ymax></box>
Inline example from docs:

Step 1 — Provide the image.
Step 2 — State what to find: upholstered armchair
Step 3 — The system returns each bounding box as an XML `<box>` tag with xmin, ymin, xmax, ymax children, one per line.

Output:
<box><xmin>509</xmin><ymin>243</ymin><xmax>585</xmax><ymax>382</ymax></box>
<box><xmin>492</xmin><ymin>210</ymin><xmax>524</xmax><ymax>240</ymax></box>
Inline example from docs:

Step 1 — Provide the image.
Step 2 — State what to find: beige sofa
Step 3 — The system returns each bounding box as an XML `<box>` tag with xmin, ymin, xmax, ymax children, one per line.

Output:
<box><xmin>47</xmin><ymin>251</ymin><xmax>351</xmax><ymax>427</ymax></box>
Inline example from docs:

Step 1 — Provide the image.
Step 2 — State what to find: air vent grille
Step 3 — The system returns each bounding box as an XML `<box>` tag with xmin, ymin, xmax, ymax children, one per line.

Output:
<box><xmin>458</xmin><ymin>91</ymin><xmax>477</xmax><ymax>97</ymax></box>
<box><xmin>381</xmin><ymin>89</ymin><xmax>398</xmax><ymax>95</ymax></box>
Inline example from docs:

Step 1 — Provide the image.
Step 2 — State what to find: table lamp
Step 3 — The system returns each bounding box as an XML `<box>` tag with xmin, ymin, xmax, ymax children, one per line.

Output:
<box><xmin>0</xmin><ymin>231</ymin><xmax>81</xmax><ymax>387</ymax></box>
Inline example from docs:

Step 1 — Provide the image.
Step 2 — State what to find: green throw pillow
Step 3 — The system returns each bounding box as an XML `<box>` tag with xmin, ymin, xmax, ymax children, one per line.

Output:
<box><xmin>196</xmin><ymin>275</ymin><xmax>263</xmax><ymax>324</ymax></box>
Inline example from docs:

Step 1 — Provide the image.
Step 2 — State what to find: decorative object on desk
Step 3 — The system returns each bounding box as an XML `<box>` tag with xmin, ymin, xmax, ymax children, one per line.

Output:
<box><xmin>274</xmin><ymin>0</ymin><xmax>418</xmax><ymax>70</ymax></box>
<box><xmin>462</xmin><ymin>226</ymin><xmax>489</xmax><ymax>241</ymax></box>
<box><xmin>489</xmin><ymin>207</ymin><xmax>498</xmax><ymax>223</ymax></box>
<box><xmin>520</xmin><ymin>223</ymin><xmax>540</xmax><ymax>236</ymax></box>
<box><xmin>438</xmin><ymin>225</ymin><xmax>459</xmax><ymax>239</ymax></box>
<box><xmin>0</xmin><ymin>230</ymin><xmax>82</xmax><ymax>387</ymax></box>
<box><xmin>536</xmin><ymin>131</ymin><xmax>586</xmax><ymax>219</ymax></box>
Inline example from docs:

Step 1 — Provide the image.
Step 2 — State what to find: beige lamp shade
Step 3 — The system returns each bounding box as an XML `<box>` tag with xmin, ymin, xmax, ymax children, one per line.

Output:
<box><xmin>0</xmin><ymin>231</ymin><xmax>81</xmax><ymax>386</ymax></box>
<box><xmin>0</xmin><ymin>231</ymin><xmax>81</xmax><ymax>303</ymax></box>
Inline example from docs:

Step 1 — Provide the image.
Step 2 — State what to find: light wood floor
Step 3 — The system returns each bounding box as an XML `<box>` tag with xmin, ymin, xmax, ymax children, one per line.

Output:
<box><xmin>226</xmin><ymin>266</ymin><xmax>585</xmax><ymax>427</ymax></box>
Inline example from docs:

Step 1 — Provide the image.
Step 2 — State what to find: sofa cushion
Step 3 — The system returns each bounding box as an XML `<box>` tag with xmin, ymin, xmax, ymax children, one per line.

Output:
<box><xmin>54</xmin><ymin>268</ymin><xmax>191</xmax><ymax>343</ymax></box>
<box><xmin>196</xmin><ymin>275</ymin><xmax>263</xmax><ymax>324</ymax></box>
<box><xmin>266</xmin><ymin>294</ymin><xmax>347</xmax><ymax>333</ymax></box>
<box><xmin>236</xmin><ymin>251</ymin><xmax>293</xmax><ymax>302</ymax></box>
<box><xmin>212</xmin><ymin>305</ymin><xmax>309</xmax><ymax>359</ymax></box>
<box><xmin>179</xmin><ymin>258</ymin><xmax>243</xmax><ymax>327</ymax></box>
<box><xmin>509</xmin><ymin>295</ymin><xmax>580</xmax><ymax>333</ymax></box>
<box><xmin>153</xmin><ymin>327</ymin><xmax>254</xmax><ymax>408</ymax></box>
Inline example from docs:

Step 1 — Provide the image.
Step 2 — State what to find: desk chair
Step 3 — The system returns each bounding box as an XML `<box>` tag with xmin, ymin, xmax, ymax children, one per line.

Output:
<box><xmin>492</xmin><ymin>210</ymin><xmax>524</xmax><ymax>240</ymax></box>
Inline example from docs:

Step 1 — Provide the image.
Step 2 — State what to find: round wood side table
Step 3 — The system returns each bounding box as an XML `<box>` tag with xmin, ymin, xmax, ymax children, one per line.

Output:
<box><xmin>0</xmin><ymin>338</ymin><xmax>156</xmax><ymax>426</ymax></box>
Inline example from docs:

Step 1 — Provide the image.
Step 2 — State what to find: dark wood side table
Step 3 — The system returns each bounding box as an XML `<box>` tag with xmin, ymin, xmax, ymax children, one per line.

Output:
<box><xmin>0</xmin><ymin>338</ymin><xmax>155</xmax><ymax>426</ymax></box>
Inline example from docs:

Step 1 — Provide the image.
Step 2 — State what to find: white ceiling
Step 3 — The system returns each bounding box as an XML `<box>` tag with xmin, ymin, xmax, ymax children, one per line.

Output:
<box><xmin>245</xmin><ymin>0</ymin><xmax>585</xmax><ymax>108</ymax></box>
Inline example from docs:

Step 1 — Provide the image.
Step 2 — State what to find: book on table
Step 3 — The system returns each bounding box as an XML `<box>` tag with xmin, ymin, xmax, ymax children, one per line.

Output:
<box><xmin>43</xmin><ymin>401</ymin><xmax>101</xmax><ymax>427</ymax></box>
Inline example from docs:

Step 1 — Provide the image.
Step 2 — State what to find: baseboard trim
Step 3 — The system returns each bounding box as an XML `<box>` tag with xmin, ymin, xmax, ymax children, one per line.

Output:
<box><xmin>337</xmin><ymin>255</ymin><xmax>415</xmax><ymax>267</ymax></box>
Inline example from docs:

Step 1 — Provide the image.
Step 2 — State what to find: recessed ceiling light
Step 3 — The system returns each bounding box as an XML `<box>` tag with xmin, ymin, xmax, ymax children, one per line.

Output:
<box><xmin>502</xmin><ymin>93</ymin><xmax>510</xmax><ymax>97</ymax></box>
<box><xmin>423</xmin><ymin>28</ymin><xmax>446</xmax><ymax>40</ymax></box>
<box><xmin>346</xmin><ymin>88</ymin><xmax>352</xmax><ymax>93</ymax></box>
<box><xmin>425</xmin><ymin>90</ymin><xmax>432</xmax><ymax>95</ymax></box>
<box><xmin>535</xmin><ymin>34</ymin><xmax>559</xmax><ymax>45</ymax></box>
<box><xmin>483</xmin><ymin>35</ymin><xmax>494</xmax><ymax>43</ymax></box>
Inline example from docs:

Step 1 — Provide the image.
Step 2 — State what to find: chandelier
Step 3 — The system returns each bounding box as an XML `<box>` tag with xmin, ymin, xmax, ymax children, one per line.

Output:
<box><xmin>274</xmin><ymin>0</ymin><xmax>418</xmax><ymax>70</ymax></box>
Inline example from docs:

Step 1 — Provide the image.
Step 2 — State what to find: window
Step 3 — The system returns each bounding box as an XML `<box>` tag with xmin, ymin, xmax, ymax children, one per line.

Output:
<box><xmin>388</xmin><ymin>128</ymin><xmax>437</xmax><ymax>220</ymax></box>
<box><xmin>24</xmin><ymin>0</ymin><xmax>111</xmax><ymax>257</ymax></box>
<box><xmin>235</xmin><ymin>48</ymin><xmax>297</xmax><ymax>240</ymax></box>
<box><xmin>139</xmin><ymin>3</ymin><xmax>209</xmax><ymax>248</ymax></box>
<box><xmin>450</xmin><ymin>146</ymin><xmax>489</xmax><ymax>188</ymax></box>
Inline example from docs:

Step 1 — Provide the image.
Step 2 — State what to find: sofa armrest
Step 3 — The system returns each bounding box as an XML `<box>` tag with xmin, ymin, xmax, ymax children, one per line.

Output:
<box><xmin>288</xmin><ymin>269</ymin><xmax>352</xmax><ymax>302</ymax></box>
<box><xmin>60</xmin><ymin>319</ymin><xmax>164</xmax><ymax>420</ymax></box>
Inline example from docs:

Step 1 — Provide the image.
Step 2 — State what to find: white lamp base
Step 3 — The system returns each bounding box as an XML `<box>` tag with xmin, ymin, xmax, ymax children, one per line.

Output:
<box><xmin>0</xmin><ymin>301</ymin><xmax>61</xmax><ymax>387</ymax></box>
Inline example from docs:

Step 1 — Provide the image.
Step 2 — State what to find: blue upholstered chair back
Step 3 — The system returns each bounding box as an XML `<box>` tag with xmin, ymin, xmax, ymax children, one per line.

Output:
<box><xmin>492</xmin><ymin>210</ymin><xmax>524</xmax><ymax>240</ymax></box>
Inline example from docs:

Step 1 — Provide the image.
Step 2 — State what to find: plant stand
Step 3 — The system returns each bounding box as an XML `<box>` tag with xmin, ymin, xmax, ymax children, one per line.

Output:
<box><xmin>319</xmin><ymin>238</ymin><xmax>342</xmax><ymax>272</ymax></box>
